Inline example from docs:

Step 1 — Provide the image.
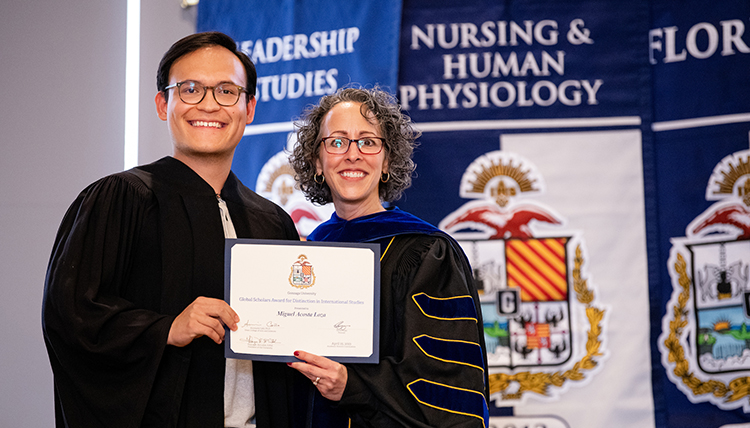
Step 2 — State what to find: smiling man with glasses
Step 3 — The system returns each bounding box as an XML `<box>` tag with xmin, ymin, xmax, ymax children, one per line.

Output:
<box><xmin>43</xmin><ymin>32</ymin><xmax>300</xmax><ymax>428</ymax></box>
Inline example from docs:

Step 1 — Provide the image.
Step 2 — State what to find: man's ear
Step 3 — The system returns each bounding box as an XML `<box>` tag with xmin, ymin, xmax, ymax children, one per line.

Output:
<box><xmin>155</xmin><ymin>92</ymin><xmax>168</xmax><ymax>121</ymax></box>
<box><xmin>245</xmin><ymin>96</ymin><xmax>257</xmax><ymax>125</ymax></box>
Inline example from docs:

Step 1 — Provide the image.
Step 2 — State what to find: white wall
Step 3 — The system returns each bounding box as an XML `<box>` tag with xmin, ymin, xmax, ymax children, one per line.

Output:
<box><xmin>139</xmin><ymin>2</ymin><xmax>198</xmax><ymax>164</ymax></box>
<box><xmin>0</xmin><ymin>1</ymin><xmax>194</xmax><ymax>425</ymax></box>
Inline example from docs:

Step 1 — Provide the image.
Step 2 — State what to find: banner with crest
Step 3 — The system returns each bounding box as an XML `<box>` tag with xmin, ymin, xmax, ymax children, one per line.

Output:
<box><xmin>197</xmin><ymin>0</ymin><xmax>402</xmax><ymax>236</ymax></box>
<box><xmin>650</xmin><ymin>0</ymin><xmax>750</xmax><ymax>426</ymax></box>
<box><xmin>196</xmin><ymin>0</ymin><xmax>750</xmax><ymax>427</ymax></box>
<box><xmin>396</xmin><ymin>1</ymin><xmax>653</xmax><ymax>426</ymax></box>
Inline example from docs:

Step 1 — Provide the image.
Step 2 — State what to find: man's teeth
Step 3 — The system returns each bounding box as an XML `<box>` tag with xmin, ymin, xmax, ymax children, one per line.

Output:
<box><xmin>341</xmin><ymin>171</ymin><xmax>365</xmax><ymax>178</ymax></box>
<box><xmin>192</xmin><ymin>121</ymin><xmax>222</xmax><ymax>128</ymax></box>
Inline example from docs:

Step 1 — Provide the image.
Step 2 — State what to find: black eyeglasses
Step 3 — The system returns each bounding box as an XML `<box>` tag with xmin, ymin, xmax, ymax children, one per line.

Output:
<box><xmin>164</xmin><ymin>80</ymin><xmax>247</xmax><ymax>106</ymax></box>
<box><xmin>320</xmin><ymin>136</ymin><xmax>385</xmax><ymax>155</ymax></box>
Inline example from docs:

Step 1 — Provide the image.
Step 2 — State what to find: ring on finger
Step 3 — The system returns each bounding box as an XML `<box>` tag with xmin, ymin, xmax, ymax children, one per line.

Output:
<box><xmin>313</xmin><ymin>376</ymin><xmax>320</xmax><ymax>386</ymax></box>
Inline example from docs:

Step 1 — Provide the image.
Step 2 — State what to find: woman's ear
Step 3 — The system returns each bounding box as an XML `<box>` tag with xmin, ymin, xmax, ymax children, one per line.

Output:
<box><xmin>315</xmin><ymin>158</ymin><xmax>323</xmax><ymax>175</ymax></box>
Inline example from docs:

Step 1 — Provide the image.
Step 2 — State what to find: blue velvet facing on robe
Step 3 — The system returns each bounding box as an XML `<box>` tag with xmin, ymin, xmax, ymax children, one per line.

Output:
<box><xmin>307</xmin><ymin>207</ymin><xmax>441</xmax><ymax>243</ymax></box>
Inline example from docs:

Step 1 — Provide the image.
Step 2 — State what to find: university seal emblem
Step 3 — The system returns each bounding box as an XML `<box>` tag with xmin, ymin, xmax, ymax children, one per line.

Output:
<box><xmin>439</xmin><ymin>150</ymin><xmax>607</xmax><ymax>404</ymax></box>
<box><xmin>659</xmin><ymin>149</ymin><xmax>750</xmax><ymax>412</ymax></box>
<box><xmin>290</xmin><ymin>254</ymin><xmax>315</xmax><ymax>289</ymax></box>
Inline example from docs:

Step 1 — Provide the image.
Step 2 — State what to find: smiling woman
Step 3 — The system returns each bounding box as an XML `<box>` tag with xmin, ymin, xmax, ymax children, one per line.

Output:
<box><xmin>313</xmin><ymin>100</ymin><xmax>389</xmax><ymax>219</ymax></box>
<box><xmin>287</xmin><ymin>86</ymin><xmax>490</xmax><ymax>427</ymax></box>
<box><xmin>291</xmin><ymin>87</ymin><xmax>417</xmax><ymax>211</ymax></box>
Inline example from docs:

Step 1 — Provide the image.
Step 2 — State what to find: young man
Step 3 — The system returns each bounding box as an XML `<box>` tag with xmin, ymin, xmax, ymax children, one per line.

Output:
<box><xmin>42</xmin><ymin>32</ymin><xmax>299</xmax><ymax>428</ymax></box>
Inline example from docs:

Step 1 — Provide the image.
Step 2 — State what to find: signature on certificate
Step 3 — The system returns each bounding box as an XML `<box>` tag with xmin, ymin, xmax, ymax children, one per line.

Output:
<box><xmin>240</xmin><ymin>320</ymin><xmax>280</xmax><ymax>331</ymax></box>
<box><xmin>241</xmin><ymin>320</ymin><xmax>261</xmax><ymax>328</ymax></box>
<box><xmin>334</xmin><ymin>321</ymin><xmax>350</xmax><ymax>333</ymax></box>
<box><xmin>240</xmin><ymin>335</ymin><xmax>278</xmax><ymax>345</ymax></box>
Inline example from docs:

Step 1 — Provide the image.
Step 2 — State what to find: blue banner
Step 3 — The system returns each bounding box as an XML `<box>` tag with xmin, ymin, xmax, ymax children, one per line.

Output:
<box><xmin>651</xmin><ymin>1</ymin><xmax>750</xmax><ymax>426</ymax></box>
<box><xmin>198</xmin><ymin>0</ymin><xmax>402</xmax><ymax>232</ymax></box>
<box><xmin>397</xmin><ymin>1</ymin><xmax>654</xmax><ymax>427</ymax></box>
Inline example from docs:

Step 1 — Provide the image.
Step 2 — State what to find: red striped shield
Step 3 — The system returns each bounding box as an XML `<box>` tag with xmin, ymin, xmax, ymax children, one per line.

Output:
<box><xmin>506</xmin><ymin>238</ymin><xmax>568</xmax><ymax>302</ymax></box>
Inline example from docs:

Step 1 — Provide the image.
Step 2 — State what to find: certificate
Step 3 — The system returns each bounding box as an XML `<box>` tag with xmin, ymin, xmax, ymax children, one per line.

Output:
<box><xmin>224</xmin><ymin>239</ymin><xmax>380</xmax><ymax>363</ymax></box>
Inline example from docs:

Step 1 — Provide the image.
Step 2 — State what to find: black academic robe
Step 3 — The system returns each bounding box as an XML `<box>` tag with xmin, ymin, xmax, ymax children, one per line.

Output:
<box><xmin>305</xmin><ymin>209</ymin><xmax>489</xmax><ymax>427</ymax></box>
<box><xmin>42</xmin><ymin>157</ymin><xmax>300</xmax><ymax>428</ymax></box>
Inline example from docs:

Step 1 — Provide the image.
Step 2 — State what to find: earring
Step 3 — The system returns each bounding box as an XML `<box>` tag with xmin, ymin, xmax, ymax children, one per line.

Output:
<box><xmin>380</xmin><ymin>172</ymin><xmax>390</xmax><ymax>183</ymax></box>
<box><xmin>314</xmin><ymin>173</ymin><xmax>325</xmax><ymax>184</ymax></box>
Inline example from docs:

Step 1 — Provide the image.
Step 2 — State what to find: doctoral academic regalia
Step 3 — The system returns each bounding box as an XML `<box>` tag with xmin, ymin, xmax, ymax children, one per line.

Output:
<box><xmin>305</xmin><ymin>208</ymin><xmax>490</xmax><ymax>427</ymax></box>
<box><xmin>42</xmin><ymin>157</ymin><xmax>300</xmax><ymax>428</ymax></box>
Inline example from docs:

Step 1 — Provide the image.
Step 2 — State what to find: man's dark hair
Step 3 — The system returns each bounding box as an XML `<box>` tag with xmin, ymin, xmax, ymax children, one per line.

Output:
<box><xmin>157</xmin><ymin>31</ymin><xmax>257</xmax><ymax>102</ymax></box>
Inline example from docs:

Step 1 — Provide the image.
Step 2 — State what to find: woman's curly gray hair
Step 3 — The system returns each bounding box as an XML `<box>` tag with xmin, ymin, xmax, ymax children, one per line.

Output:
<box><xmin>290</xmin><ymin>86</ymin><xmax>421</xmax><ymax>205</ymax></box>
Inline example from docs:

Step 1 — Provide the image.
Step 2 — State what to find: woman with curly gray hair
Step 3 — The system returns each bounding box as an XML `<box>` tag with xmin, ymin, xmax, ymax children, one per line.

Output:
<box><xmin>288</xmin><ymin>86</ymin><xmax>489</xmax><ymax>427</ymax></box>
<box><xmin>290</xmin><ymin>86</ymin><xmax>418</xmax><ymax>209</ymax></box>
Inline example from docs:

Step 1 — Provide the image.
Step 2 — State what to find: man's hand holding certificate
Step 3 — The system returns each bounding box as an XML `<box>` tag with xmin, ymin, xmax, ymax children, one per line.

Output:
<box><xmin>224</xmin><ymin>239</ymin><xmax>380</xmax><ymax>363</ymax></box>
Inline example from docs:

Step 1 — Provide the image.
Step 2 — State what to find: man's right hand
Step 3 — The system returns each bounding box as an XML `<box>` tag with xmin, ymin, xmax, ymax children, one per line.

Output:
<box><xmin>167</xmin><ymin>297</ymin><xmax>240</xmax><ymax>347</ymax></box>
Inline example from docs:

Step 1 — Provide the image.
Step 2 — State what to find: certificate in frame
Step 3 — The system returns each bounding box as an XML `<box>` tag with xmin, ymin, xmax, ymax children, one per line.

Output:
<box><xmin>224</xmin><ymin>239</ymin><xmax>380</xmax><ymax>364</ymax></box>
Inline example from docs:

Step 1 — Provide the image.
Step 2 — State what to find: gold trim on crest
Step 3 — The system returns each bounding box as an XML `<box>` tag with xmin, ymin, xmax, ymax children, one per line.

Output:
<box><xmin>665</xmin><ymin>253</ymin><xmax>750</xmax><ymax>404</ymax></box>
<box><xmin>488</xmin><ymin>245</ymin><xmax>605</xmax><ymax>399</ymax></box>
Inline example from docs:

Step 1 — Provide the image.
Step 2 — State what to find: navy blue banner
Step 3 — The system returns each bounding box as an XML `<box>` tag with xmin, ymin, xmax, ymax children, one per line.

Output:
<box><xmin>650</xmin><ymin>1</ymin><xmax>750</xmax><ymax>426</ymax></box>
<box><xmin>397</xmin><ymin>2</ymin><xmax>654</xmax><ymax>427</ymax></box>
<box><xmin>197</xmin><ymin>0</ymin><xmax>402</xmax><ymax>193</ymax></box>
<box><xmin>397</xmin><ymin>0</ymin><xmax>650</xmax><ymax>226</ymax></box>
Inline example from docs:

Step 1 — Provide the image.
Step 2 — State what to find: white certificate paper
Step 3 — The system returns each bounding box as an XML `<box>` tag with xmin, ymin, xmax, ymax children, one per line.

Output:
<box><xmin>224</xmin><ymin>239</ymin><xmax>380</xmax><ymax>363</ymax></box>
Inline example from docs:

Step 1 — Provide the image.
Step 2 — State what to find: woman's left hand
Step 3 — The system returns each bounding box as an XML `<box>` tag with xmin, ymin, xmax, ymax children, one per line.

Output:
<box><xmin>289</xmin><ymin>350</ymin><xmax>348</xmax><ymax>401</ymax></box>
